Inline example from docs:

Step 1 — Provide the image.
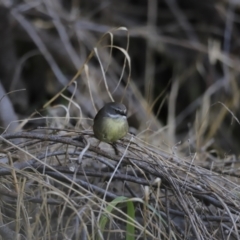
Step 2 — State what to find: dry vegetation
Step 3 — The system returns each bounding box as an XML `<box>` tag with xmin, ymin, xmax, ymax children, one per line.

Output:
<box><xmin>0</xmin><ymin>0</ymin><xmax>240</xmax><ymax>239</ymax></box>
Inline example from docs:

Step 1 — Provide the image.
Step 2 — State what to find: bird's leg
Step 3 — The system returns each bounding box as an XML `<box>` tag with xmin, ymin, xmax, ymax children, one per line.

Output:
<box><xmin>111</xmin><ymin>142</ymin><xmax>119</xmax><ymax>155</ymax></box>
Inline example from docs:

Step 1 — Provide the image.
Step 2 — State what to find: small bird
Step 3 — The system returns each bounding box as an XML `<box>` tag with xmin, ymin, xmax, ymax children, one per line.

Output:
<box><xmin>93</xmin><ymin>102</ymin><xmax>129</xmax><ymax>143</ymax></box>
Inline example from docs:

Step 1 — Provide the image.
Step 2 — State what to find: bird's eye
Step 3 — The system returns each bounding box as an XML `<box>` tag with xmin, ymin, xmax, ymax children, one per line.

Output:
<box><xmin>115</xmin><ymin>108</ymin><xmax>126</xmax><ymax>116</ymax></box>
<box><xmin>115</xmin><ymin>109</ymin><xmax>120</xmax><ymax>114</ymax></box>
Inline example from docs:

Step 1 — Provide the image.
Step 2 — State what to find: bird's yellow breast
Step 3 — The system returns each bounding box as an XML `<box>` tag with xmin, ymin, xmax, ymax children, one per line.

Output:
<box><xmin>93</xmin><ymin>116</ymin><xmax>128</xmax><ymax>142</ymax></box>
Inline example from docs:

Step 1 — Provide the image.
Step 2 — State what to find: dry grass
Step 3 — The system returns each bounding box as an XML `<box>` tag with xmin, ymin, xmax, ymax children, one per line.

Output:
<box><xmin>1</xmin><ymin>127</ymin><xmax>240</xmax><ymax>239</ymax></box>
<box><xmin>0</xmin><ymin>0</ymin><xmax>240</xmax><ymax>240</ymax></box>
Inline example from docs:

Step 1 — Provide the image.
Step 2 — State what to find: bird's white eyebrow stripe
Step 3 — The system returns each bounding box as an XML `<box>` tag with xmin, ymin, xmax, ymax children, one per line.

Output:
<box><xmin>107</xmin><ymin>113</ymin><xmax>127</xmax><ymax>119</ymax></box>
<box><xmin>113</xmin><ymin>107</ymin><xmax>126</xmax><ymax>112</ymax></box>
<box><xmin>112</xmin><ymin>107</ymin><xmax>127</xmax><ymax>114</ymax></box>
